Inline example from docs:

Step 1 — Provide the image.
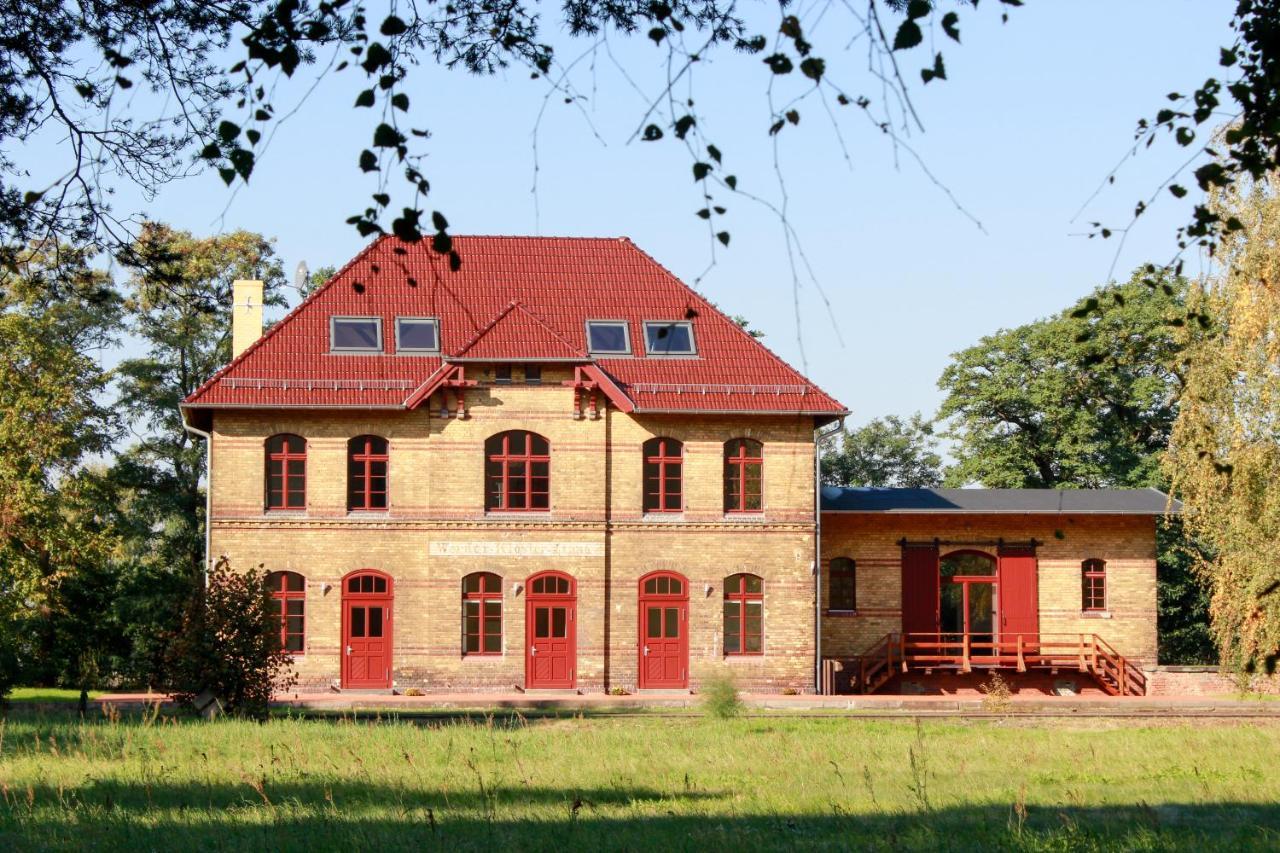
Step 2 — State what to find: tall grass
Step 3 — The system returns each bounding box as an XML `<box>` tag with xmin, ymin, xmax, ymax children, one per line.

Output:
<box><xmin>1</xmin><ymin>711</ymin><xmax>1279</xmax><ymax>850</ymax></box>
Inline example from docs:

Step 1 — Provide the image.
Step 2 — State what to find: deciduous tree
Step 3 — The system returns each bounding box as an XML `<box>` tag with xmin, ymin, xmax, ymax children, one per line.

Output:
<box><xmin>820</xmin><ymin>414</ymin><xmax>943</xmax><ymax>488</ymax></box>
<box><xmin>1166</xmin><ymin>170</ymin><xmax>1280</xmax><ymax>677</ymax></box>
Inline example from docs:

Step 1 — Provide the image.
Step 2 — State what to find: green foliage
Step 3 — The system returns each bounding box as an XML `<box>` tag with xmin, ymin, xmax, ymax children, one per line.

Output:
<box><xmin>700</xmin><ymin>672</ymin><xmax>742</xmax><ymax>718</ymax></box>
<box><xmin>1166</xmin><ymin>171</ymin><xmax>1280</xmax><ymax>676</ymax></box>
<box><xmin>163</xmin><ymin>558</ymin><xmax>297</xmax><ymax>720</ymax></box>
<box><xmin>938</xmin><ymin>269</ymin><xmax>1215</xmax><ymax>664</ymax></box>
<box><xmin>820</xmin><ymin>414</ymin><xmax>942</xmax><ymax>488</ymax></box>
<box><xmin>938</xmin><ymin>270</ymin><xmax>1189</xmax><ymax>489</ymax></box>
<box><xmin>114</xmin><ymin>224</ymin><xmax>286</xmax><ymax>582</ymax></box>
<box><xmin>0</xmin><ymin>245</ymin><xmax>122</xmax><ymax>699</ymax></box>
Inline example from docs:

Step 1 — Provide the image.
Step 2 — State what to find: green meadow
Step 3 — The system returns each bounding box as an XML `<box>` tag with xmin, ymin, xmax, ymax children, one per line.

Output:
<box><xmin>2</xmin><ymin>711</ymin><xmax>1278</xmax><ymax>851</ymax></box>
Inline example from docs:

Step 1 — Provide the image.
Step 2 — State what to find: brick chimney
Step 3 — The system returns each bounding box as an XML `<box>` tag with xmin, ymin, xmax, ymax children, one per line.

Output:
<box><xmin>231</xmin><ymin>279</ymin><xmax>264</xmax><ymax>359</ymax></box>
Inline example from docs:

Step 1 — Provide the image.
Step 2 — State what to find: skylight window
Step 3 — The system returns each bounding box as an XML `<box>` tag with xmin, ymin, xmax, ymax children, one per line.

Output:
<box><xmin>644</xmin><ymin>321</ymin><xmax>696</xmax><ymax>356</ymax></box>
<box><xmin>396</xmin><ymin>317</ymin><xmax>440</xmax><ymax>353</ymax></box>
<box><xmin>586</xmin><ymin>320</ymin><xmax>630</xmax><ymax>355</ymax></box>
<box><xmin>331</xmin><ymin>317</ymin><xmax>382</xmax><ymax>352</ymax></box>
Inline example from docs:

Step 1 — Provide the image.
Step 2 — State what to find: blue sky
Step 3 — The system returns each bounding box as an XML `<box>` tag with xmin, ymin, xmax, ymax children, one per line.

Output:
<box><xmin>88</xmin><ymin>0</ymin><xmax>1234</xmax><ymax>426</ymax></box>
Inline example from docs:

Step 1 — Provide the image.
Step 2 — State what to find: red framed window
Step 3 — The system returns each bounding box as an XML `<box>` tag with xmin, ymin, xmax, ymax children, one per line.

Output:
<box><xmin>723</xmin><ymin>438</ymin><xmax>763</xmax><ymax>513</ymax></box>
<box><xmin>1082</xmin><ymin>558</ymin><xmax>1107</xmax><ymax>611</ymax></box>
<box><xmin>267</xmin><ymin>571</ymin><xmax>305</xmax><ymax>653</ymax></box>
<box><xmin>643</xmin><ymin>437</ymin><xmax>683</xmax><ymax>512</ymax></box>
<box><xmin>265</xmin><ymin>434</ymin><xmax>306</xmax><ymax>510</ymax></box>
<box><xmin>828</xmin><ymin>557</ymin><xmax>856</xmax><ymax>612</ymax></box>
<box><xmin>485</xmin><ymin>430</ymin><xmax>550</xmax><ymax>511</ymax></box>
<box><xmin>463</xmin><ymin>572</ymin><xmax>503</xmax><ymax>655</ymax></box>
<box><xmin>723</xmin><ymin>573</ymin><xmax>763</xmax><ymax>655</ymax></box>
<box><xmin>348</xmin><ymin>435</ymin><xmax>389</xmax><ymax>511</ymax></box>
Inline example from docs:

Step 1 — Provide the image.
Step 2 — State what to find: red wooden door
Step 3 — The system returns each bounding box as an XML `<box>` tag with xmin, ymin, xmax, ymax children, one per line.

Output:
<box><xmin>901</xmin><ymin>544</ymin><xmax>940</xmax><ymax>635</ymax></box>
<box><xmin>638</xmin><ymin>572</ymin><xmax>688</xmax><ymax>689</ymax></box>
<box><xmin>526</xmin><ymin>572</ymin><xmax>576</xmax><ymax>689</ymax></box>
<box><xmin>998</xmin><ymin>546</ymin><xmax>1040</xmax><ymax>642</ymax></box>
<box><xmin>342</xmin><ymin>571</ymin><xmax>393</xmax><ymax>689</ymax></box>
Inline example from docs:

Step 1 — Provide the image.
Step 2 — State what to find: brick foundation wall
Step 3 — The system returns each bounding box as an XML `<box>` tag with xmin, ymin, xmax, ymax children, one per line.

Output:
<box><xmin>208</xmin><ymin>376</ymin><xmax>818</xmax><ymax>694</ymax></box>
<box><xmin>1144</xmin><ymin>666</ymin><xmax>1280</xmax><ymax>696</ymax></box>
<box><xmin>818</xmin><ymin>513</ymin><xmax>1159</xmax><ymax>666</ymax></box>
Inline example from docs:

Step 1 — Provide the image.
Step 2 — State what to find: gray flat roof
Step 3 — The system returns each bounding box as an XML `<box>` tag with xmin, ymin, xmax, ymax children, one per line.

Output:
<box><xmin>820</xmin><ymin>487</ymin><xmax>1181</xmax><ymax>515</ymax></box>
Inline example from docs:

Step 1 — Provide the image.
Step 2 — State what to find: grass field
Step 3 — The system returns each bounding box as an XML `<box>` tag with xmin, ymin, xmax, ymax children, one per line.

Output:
<box><xmin>4</xmin><ymin>688</ymin><xmax>102</xmax><ymax>704</ymax></box>
<box><xmin>2</xmin><ymin>711</ymin><xmax>1279</xmax><ymax>851</ymax></box>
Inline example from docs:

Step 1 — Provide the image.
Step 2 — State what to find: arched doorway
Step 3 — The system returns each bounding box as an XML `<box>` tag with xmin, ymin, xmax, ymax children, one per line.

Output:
<box><xmin>638</xmin><ymin>571</ymin><xmax>688</xmax><ymax>689</ymax></box>
<box><xmin>341</xmin><ymin>569</ymin><xmax>393</xmax><ymax>689</ymax></box>
<box><xmin>940</xmin><ymin>550</ymin><xmax>996</xmax><ymax>655</ymax></box>
<box><xmin>525</xmin><ymin>571</ymin><xmax>576</xmax><ymax>689</ymax></box>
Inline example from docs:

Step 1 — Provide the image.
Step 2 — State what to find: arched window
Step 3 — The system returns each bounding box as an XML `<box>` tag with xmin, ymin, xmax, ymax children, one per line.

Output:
<box><xmin>485</xmin><ymin>430</ymin><xmax>550</xmax><ymax>511</ymax></box>
<box><xmin>724</xmin><ymin>573</ymin><xmax>764</xmax><ymax>655</ymax></box>
<box><xmin>723</xmin><ymin>438</ymin><xmax>763</xmax><ymax>513</ymax></box>
<box><xmin>1082</xmin><ymin>559</ymin><xmax>1107</xmax><ymax>611</ymax></box>
<box><xmin>348</xmin><ymin>435</ymin><xmax>389</xmax><ymax>510</ymax></box>
<box><xmin>463</xmin><ymin>572</ymin><xmax>502</xmax><ymax>655</ymax></box>
<box><xmin>828</xmin><ymin>557</ymin><xmax>856</xmax><ymax>612</ymax></box>
<box><xmin>643</xmin><ymin>437</ymin><xmax>683</xmax><ymax>512</ymax></box>
<box><xmin>267</xmin><ymin>571</ymin><xmax>305</xmax><ymax>653</ymax></box>
<box><xmin>265</xmin><ymin>434</ymin><xmax>306</xmax><ymax>510</ymax></box>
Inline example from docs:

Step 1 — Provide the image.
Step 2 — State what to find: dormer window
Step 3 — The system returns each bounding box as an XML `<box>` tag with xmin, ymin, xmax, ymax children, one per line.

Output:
<box><xmin>331</xmin><ymin>317</ymin><xmax>382</xmax><ymax>353</ymax></box>
<box><xmin>644</xmin><ymin>321</ymin><xmax>696</xmax><ymax>356</ymax></box>
<box><xmin>586</xmin><ymin>320</ymin><xmax>630</xmax><ymax>355</ymax></box>
<box><xmin>396</xmin><ymin>317</ymin><xmax>440</xmax><ymax>353</ymax></box>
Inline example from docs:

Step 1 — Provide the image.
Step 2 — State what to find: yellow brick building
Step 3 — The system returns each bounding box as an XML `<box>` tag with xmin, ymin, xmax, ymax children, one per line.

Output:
<box><xmin>182</xmin><ymin>236</ymin><xmax>1172</xmax><ymax>696</ymax></box>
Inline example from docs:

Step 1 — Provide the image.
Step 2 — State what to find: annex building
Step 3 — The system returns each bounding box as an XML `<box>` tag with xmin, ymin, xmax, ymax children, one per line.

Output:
<box><xmin>182</xmin><ymin>236</ymin><xmax>1172</xmax><ymax>696</ymax></box>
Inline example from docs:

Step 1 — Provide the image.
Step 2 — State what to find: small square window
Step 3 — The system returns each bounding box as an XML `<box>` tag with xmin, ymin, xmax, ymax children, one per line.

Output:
<box><xmin>494</xmin><ymin>365</ymin><xmax>512</xmax><ymax>384</ymax></box>
<box><xmin>396</xmin><ymin>317</ymin><xmax>439</xmax><ymax>352</ymax></box>
<box><xmin>644</xmin><ymin>321</ymin><xmax>696</xmax><ymax>356</ymax></box>
<box><xmin>586</xmin><ymin>320</ymin><xmax>630</xmax><ymax>355</ymax></box>
<box><xmin>524</xmin><ymin>365</ymin><xmax>542</xmax><ymax>385</ymax></box>
<box><xmin>331</xmin><ymin>317</ymin><xmax>382</xmax><ymax>352</ymax></box>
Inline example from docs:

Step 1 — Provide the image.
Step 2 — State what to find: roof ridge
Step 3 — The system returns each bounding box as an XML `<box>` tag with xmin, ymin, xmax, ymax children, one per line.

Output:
<box><xmin>618</xmin><ymin>241</ymin><xmax>849</xmax><ymax>416</ymax></box>
<box><xmin>184</xmin><ymin>234</ymin><xmax>391</xmax><ymax>405</ymax></box>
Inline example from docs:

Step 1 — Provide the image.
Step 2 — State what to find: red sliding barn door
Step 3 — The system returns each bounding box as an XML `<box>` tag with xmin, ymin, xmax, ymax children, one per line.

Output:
<box><xmin>998</xmin><ymin>545</ymin><xmax>1039</xmax><ymax>644</ymax></box>
<box><xmin>901</xmin><ymin>544</ymin><xmax>940</xmax><ymax>635</ymax></box>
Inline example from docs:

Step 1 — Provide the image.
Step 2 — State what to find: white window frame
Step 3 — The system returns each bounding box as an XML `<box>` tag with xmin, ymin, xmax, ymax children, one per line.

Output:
<box><xmin>330</xmin><ymin>316</ymin><xmax>383</xmax><ymax>354</ymax></box>
<box><xmin>585</xmin><ymin>319</ymin><xmax>631</xmax><ymax>355</ymax></box>
<box><xmin>642</xmin><ymin>320</ymin><xmax>697</xmax><ymax>357</ymax></box>
<box><xmin>395</xmin><ymin>316</ymin><xmax>441</xmax><ymax>354</ymax></box>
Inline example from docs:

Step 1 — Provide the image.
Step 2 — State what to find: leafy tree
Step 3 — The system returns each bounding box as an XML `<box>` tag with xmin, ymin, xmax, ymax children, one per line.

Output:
<box><xmin>938</xmin><ymin>270</ymin><xmax>1215</xmax><ymax>663</ymax></box>
<box><xmin>1166</xmin><ymin>170</ymin><xmax>1280</xmax><ymax>677</ymax></box>
<box><xmin>821</xmin><ymin>414</ymin><xmax>943</xmax><ymax>488</ymax></box>
<box><xmin>4</xmin><ymin>1</ymin><xmax>1275</xmax><ymax>262</ymax></box>
<box><xmin>163</xmin><ymin>558</ymin><xmax>297</xmax><ymax>719</ymax></box>
<box><xmin>938</xmin><ymin>271</ymin><xmax>1189</xmax><ymax>489</ymax></box>
<box><xmin>0</xmin><ymin>247</ymin><xmax>121</xmax><ymax>696</ymax></box>
<box><xmin>114</xmin><ymin>224</ymin><xmax>287</xmax><ymax>583</ymax></box>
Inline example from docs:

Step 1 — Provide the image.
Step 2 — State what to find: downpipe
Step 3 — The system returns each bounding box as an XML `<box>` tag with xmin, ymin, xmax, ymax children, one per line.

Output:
<box><xmin>813</xmin><ymin>418</ymin><xmax>844</xmax><ymax>694</ymax></box>
<box><xmin>179</xmin><ymin>407</ymin><xmax>213</xmax><ymax>588</ymax></box>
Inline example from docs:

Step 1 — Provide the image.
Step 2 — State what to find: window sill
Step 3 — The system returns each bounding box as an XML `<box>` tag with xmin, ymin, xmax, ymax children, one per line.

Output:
<box><xmin>485</xmin><ymin>511</ymin><xmax>552</xmax><ymax>519</ymax></box>
<box><xmin>462</xmin><ymin>653</ymin><xmax>505</xmax><ymax>661</ymax></box>
<box><xmin>1081</xmin><ymin>610</ymin><xmax>1112</xmax><ymax>619</ymax></box>
<box><xmin>642</xmin><ymin>512</ymin><xmax>685</xmax><ymax>522</ymax></box>
<box><xmin>263</xmin><ymin>509</ymin><xmax>308</xmax><ymax>517</ymax></box>
<box><xmin>723</xmin><ymin>653</ymin><xmax>765</xmax><ymax>661</ymax></box>
<box><xmin>824</xmin><ymin>610</ymin><xmax>857</xmax><ymax>618</ymax></box>
<box><xmin>723</xmin><ymin>513</ymin><xmax>765</xmax><ymax>523</ymax></box>
<box><xmin>347</xmin><ymin>510</ymin><xmax>391</xmax><ymax>519</ymax></box>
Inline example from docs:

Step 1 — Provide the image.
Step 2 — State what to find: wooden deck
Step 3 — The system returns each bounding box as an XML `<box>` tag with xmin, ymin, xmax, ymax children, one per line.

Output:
<box><xmin>822</xmin><ymin>633</ymin><xmax>1147</xmax><ymax>697</ymax></box>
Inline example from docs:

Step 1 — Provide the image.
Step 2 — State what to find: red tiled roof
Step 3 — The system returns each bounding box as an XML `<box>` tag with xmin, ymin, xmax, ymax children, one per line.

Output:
<box><xmin>183</xmin><ymin>236</ymin><xmax>847</xmax><ymax>417</ymax></box>
<box><xmin>451</xmin><ymin>300</ymin><xmax>587</xmax><ymax>361</ymax></box>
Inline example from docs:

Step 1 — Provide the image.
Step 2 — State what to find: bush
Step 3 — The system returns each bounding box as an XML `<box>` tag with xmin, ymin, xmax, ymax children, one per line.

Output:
<box><xmin>701</xmin><ymin>672</ymin><xmax>742</xmax><ymax>719</ymax></box>
<box><xmin>163</xmin><ymin>558</ymin><xmax>296</xmax><ymax>719</ymax></box>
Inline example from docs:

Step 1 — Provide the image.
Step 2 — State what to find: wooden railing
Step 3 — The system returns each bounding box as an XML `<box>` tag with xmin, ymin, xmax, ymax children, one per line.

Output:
<box><xmin>822</xmin><ymin>632</ymin><xmax>1146</xmax><ymax>696</ymax></box>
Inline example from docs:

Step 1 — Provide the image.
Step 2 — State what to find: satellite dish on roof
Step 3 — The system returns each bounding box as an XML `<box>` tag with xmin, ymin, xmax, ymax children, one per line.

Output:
<box><xmin>295</xmin><ymin>261</ymin><xmax>309</xmax><ymax>293</ymax></box>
